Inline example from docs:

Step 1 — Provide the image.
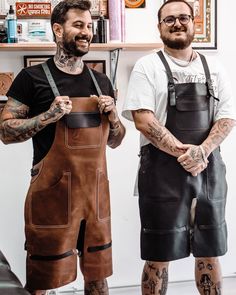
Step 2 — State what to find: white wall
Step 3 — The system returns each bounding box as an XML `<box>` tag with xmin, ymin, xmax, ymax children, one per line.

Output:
<box><xmin>0</xmin><ymin>0</ymin><xmax>236</xmax><ymax>292</ymax></box>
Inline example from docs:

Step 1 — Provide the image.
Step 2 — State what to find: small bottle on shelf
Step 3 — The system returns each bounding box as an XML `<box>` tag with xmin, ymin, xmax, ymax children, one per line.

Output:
<box><xmin>96</xmin><ymin>13</ymin><xmax>107</xmax><ymax>43</ymax></box>
<box><xmin>6</xmin><ymin>5</ymin><xmax>18</xmax><ymax>43</ymax></box>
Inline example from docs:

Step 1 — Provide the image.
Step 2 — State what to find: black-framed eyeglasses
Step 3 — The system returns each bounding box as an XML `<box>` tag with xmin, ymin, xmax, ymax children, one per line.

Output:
<box><xmin>160</xmin><ymin>14</ymin><xmax>194</xmax><ymax>27</ymax></box>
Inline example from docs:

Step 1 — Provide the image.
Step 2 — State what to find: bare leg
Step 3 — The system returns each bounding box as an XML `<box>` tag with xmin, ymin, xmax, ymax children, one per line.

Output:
<box><xmin>141</xmin><ymin>261</ymin><xmax>169</xmax><ymax>295</ymax></box>
<box><xmin>195</xmin><ymin>257</ymin><xmax>222</xmax><ymax>295</ymax></box>
<box><xmin>84</xmin><ymin>279</ymin><xmax>109</xmax><ymax>295</ymax></box>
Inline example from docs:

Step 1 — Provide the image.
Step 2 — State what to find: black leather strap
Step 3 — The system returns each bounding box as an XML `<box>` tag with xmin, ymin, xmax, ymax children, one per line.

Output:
<box><xmin>29</xmin><ymin>249</ymin><xmax>75</xmax><ymax>261</ymax></box>
<box><xmin>64</xmin><ymin>111</ymin><xmax>101</xmax><ymax>128</ymax></box>
<box><xmin>157</xmin><ymin>50</ymin><xmax>176</xmax><ymax>106</ymax></box>
<box><xmin>87</xmin><ymin>241</ymin><xmax>112</xmax><ymax>253</ymax></box>
<box><xmin>198</xmin><ymin>53</ymin><xmax>218</xmax><ymax>100</ymax></box>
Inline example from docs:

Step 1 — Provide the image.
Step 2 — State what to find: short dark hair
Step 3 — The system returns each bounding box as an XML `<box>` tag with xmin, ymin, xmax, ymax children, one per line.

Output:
<box><xmin>51</xmin><ymin>0</ymin><xmax>91</xmax><ymax>41</ymax></box>
<box><xmin>158</xmin><ymin>0</ymin><xmax>194</xmax><ymax>23</ymax></box>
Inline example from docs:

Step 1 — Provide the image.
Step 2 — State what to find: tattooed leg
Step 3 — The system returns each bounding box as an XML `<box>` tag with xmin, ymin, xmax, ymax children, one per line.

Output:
<box><xmin>84</xmin><ymin>279</ymin><xmax>109</xmax><ymax>295</ymax></box>
<box><xmin>141</xmin><ymin>261</ymin><xmax>169</xmax><ymax>295</ymax></box>
<box><xmin>195</xmin><ymin>257</ymin><xmax>222</xmax><ymax>295</ymax></box>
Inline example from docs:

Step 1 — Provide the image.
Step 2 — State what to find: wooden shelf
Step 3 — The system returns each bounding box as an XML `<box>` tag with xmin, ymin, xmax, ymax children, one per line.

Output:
<box><xmin>0</xmin><ymin>42</ymin><xmax>163</xmax><ymax>51</ymax></box>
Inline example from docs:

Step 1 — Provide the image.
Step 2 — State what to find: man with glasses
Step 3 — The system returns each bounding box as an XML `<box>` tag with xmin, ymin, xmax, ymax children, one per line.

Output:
<box><xmin>122</xmin><ymin>0</ymin><xmax>236</xmax><ymax>294</ymax></box>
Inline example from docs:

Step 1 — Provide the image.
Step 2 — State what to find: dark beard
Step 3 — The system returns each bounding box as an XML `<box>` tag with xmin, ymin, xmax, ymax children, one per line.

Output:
<box><xmin>161</xmin><ymin>30</ymin><xmax>194</xmax><ymax>50</ymax></box>
<box><xmin>62</xmin><ymin>35</ymin><xmax>90</xmax><ymax>57</ymax></box>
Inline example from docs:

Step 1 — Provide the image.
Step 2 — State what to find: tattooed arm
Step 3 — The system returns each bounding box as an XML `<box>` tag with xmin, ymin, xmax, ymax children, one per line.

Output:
<box><xmin>1</xmin><ymin>96</ymin><xmax>72</xmax><ymax>144</ymax></box>
<box><xmin>96</xmin><ymin>95</ymin><xmax>125</xmax><ymax>149</ymax></box>
<box><xmin>107</xmin><ymin>117</ymin><xmax>126</xmax><ymax>149</ymax></box>
<box><xmin>132</xmin><ymin>109</ymin><xmax>187</xmax><ymax>157</ymax></box>
<box><xmin>177</xmin><ymin>118</ymin><xmax>236</xmax><ymax>176</ymax></box>
<box><xmin>201</xmin><ymin>118</ymin><xmax>235</xmax><ymax>156</ymax></box>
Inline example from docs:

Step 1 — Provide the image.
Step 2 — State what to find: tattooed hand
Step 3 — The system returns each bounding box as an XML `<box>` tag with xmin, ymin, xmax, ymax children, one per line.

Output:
<box><xmin>177</xmin><ymin>144</ymin><xmax>208</xmax><ymax>176</ymax></box>
<box><xmin>44</xmin><ymin>96</ymin><xmax>72</xmax><ymax>123</ymax></box>
<box><xmin>96</xmin><ymin>95</ymin><xmax>115</xmax><ymax>115</ymax></box>
<box><xmin>91</xmin><ymin>95</ymin><xmax>125</xmax><ymax>148</ymax></box>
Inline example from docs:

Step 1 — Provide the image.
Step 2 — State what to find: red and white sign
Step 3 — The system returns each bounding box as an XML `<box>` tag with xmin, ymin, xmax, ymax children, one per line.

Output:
<box><xmin>16</xmin><ymin>2</ymin><xmax>51</xmax><ymax>18</ymax></box>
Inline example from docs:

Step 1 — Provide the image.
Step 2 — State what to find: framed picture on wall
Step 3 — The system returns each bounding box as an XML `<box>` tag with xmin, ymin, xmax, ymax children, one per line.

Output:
<box><xmin>163</xmin><ymin>0</ymin><xmax>217</xmax><ymax>49</ymax></box>
<box><xmin>24</xmin><ymin>55</ymin><xmax>53</xmax><ymax>67</ymax></box>
<box><xmin>24</xmin><ymin>56</ymin><xmax>106</xmax><ymax>74</ymax></box>
<box><xmin>84</xmin><ymin>60</ymin><xmax>106</xmax><ymax>74</ymax></box>
<box><xmin>90</xmin><ymin>0</ymin><xmax>108</xmax><ymax>18</ymax></box>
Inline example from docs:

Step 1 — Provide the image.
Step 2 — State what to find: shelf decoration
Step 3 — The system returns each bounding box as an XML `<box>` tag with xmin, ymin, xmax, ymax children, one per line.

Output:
<box><xmin>16</xmin><ymin>2</ymin><xmax>51</xmax><ymax>19</ymax></box>
<box><xmin>0</xmin><ymin>72</ymin><xmax>14</xmax><ymax>97</ymax></box>
<box><xmin>90</xmin><ymin>0</ymin><xmax>108</xmax><ymax>18</ymax></box>
<box><xmin>108</xmin><ymin>0</ymin><xmax>125</xmax><ymax>42</ymax></box>
<box><xmin>125</xmin><ymin>0</ymin><xmax>146</xmax><ymax>8</ymax></box>
<box><xmin>0</xmin><ymin>0</ymin><xmax>6</xmax><ymax>15</ymax></box>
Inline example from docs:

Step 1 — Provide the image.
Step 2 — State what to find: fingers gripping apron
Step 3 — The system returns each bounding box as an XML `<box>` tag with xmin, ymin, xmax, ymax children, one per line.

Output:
<box><xmin>138</xmin><ymin>52</ymin><xmax>227</xmax><ymax>262</ymax></box>
<box><xmin>24</xmin><ymin>64</ymin><xmax>112</xmax><ymax>290</ymax></box>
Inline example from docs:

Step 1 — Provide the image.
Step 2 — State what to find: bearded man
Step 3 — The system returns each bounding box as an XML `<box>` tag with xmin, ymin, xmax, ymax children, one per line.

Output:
<box><xmin>122</xmin><ymin>0</ymin><xmax>236</xmax><ymax>294</ymax></box>
<box><xmin>0</xmin><ymin>1</ymin><xmax>125</xmax><ymax>294</ymax></box>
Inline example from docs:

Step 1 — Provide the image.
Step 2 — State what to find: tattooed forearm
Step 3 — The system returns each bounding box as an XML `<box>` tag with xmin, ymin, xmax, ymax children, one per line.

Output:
<box><xmin>146</xmin><ymin>120</ymin><xmax>184</xmax><ymax>157</ymax></box>
<box><xmin>1</xmin><ymin>96</ymin><xmax>71</xmax><ymax>144</ymax></box>
<box><xmin>1</xmin><ymin>111</ymin><xmax>56</xmax><ymax>143</ymax></box>
<box><xmin>202</xmin><ymin>118</ymin><xmax>235</xmax><ymax>157</ymax></box>
<box><xmin>84</xmin><ymin>279</ymin><xmax>108</xmax><ymax>295</ymax></box>
<box><xmin>108</xmin><ymin>120</ymin><xmax>126</xmax><ymax>148</ymax></box>
<box><xmin>132</xmin><ymin>109</ymin><xmax>186</xmax><ymax>157</ymax></box>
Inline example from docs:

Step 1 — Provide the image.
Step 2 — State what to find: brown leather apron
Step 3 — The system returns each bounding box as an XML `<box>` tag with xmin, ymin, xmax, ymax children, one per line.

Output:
<box><xmin>24</xmin><ymin>64</ymin><xmax>112</xmax><ymax>290</ymax></box>
<box><xmin>138</xmin><ymin>51</ymin><xmax>227</xmax><ymax>262</ymax></box>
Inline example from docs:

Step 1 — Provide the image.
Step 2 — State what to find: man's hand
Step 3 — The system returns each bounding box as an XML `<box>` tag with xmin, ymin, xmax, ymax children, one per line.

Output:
<box><xmin>177</xmin><ymin>144</ymin><xmax>208</xmax><ymax>176</ymax></box>
<box><xmin>92</xmin><ymin>94</ymin><xmax>119</xmax><ymax>125</ymax></box>
<box><xmin>97</xmin><ymin>95</ymin><xmax>115</xmax><ymax>117</ymax></box>
<box><xmin>44</xmin><ymin>96</ymin><xmax>72</xmax><ymax>123</ymax></box>
<box><xmin>91</xmin><ymin>95</ymin><xmax>125</xmax><ymax>148</ymax></box>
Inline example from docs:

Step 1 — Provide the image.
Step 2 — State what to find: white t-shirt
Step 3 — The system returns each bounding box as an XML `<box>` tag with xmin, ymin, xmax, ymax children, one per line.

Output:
<box><xmin>122</xmin><ymin>49</ymin><xmax>236</xmax><ymax>148</ymax></box>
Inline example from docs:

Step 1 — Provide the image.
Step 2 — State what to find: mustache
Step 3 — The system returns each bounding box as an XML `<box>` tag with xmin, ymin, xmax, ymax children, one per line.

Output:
<box><xmin>170</xmin><ymin>27</ymin><xmax>187</xmax><ymax>33</ymax></box>
<box><xmin>75</xmin><ymin>36</ymin><xmax>91</xmax><ymax>42</ymax></box>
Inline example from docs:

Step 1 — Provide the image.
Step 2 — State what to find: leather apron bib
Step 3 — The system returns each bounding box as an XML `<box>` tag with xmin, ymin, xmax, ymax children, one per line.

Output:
<box><xmin>138</xmin><ymin>51</ymin><xmax>227</xmax><ymax>262</ymax></box>
<box><xmin>24</xmin><ymin>64</ymin><xmax>112</xmax><ymax>290</ymax></box>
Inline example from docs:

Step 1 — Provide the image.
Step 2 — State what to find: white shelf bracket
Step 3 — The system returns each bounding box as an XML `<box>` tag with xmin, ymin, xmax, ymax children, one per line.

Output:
<box><xmin>110</xmin><ymin>48</ymin><xmax>121</xmax><ymax>91</ymax></box>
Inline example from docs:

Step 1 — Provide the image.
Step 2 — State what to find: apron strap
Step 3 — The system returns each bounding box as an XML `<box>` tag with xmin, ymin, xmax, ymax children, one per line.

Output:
<box><xmin>198</xmin><ymin>53</ymin><xmax>218</xmax><ymax>100</ymax></box>
<box><xmin>88</xmin><ymin>67</ymin><xmax>103</xmax><ymax>96</ymax></box>
<box><xmin>198</xmin><ymin>53</ymin><xmax>217</xmax><ymax>126</ymax></box>
<box><xmin>157</xmin><ymin>50</ymin><xmax>176</xmax><ymax>106</ymax></box>
<box><xmin>42</xmin><ymin>62</ymin><xmax>60</xmax><ymax>97</ymax></box>
<box><xmin>41</xmin><ymin>61</ymin><xmax>103</xmax><ymax>97</ymax></box>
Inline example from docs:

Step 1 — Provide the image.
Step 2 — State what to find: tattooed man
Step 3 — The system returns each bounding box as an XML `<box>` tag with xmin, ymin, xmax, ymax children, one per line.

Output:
<box><xmin>0</xmin><ymin>1</ymin><xmax>125</xmax><ymax>294</ymax></box>
<box><xmin>122</xmin><ymin>0</ymin><xmax>235</xmax><ymax>294</ymax></box>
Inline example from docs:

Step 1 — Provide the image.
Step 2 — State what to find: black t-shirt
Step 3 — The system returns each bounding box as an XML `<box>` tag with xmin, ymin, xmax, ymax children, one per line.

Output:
<box><xmin>7</xmin><ymin>58</ymin><xmax>114</xmax><ymax>165</ymax></box>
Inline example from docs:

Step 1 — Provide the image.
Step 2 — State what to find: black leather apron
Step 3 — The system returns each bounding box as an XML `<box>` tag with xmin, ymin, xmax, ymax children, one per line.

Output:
<box><xmin>24</xmin><ymin>64</ymin><xmax>112</xmax><ymax>290</ymax></box>
<box><xmin>138</xmin><ymin>51</ymin><xmax>227</xmax><ymax>262</ymax></box>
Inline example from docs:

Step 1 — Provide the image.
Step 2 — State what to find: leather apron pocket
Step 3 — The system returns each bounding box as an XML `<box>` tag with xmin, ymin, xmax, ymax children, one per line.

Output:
<box><xmin>96</xmin><ymin>169</ymin><xmax>110</xmax><ymax>221</ymax></box>
<box><xmin>30</xmin><ymin>172</ymin><xmax>71</xmax><ymax>228</ymax></box>
<box><xmin>206</xmin><ymin>149</ymin><xmax>227</xmax><ymax>201</ymax></box>
<box><xmin>176</xmin><ymin>95</ymin><xmax>210</xmax><ymax>130</ymax></box>
<box><xmin>64</xmin><ymin>112</ymin><xmax>102</xmax><ymax>149</ymax></box>
<box><xmin>138</xmin><ymin>146</ymin><xmax>180</xmax><ymax>202</ymax></box>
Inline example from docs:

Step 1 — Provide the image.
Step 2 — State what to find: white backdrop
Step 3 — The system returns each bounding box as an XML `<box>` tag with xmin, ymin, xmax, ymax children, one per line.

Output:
<box><xmin>0</xmin><ymin>0</ymin><xmax>236</xmax><ymax>292</ymax></box>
